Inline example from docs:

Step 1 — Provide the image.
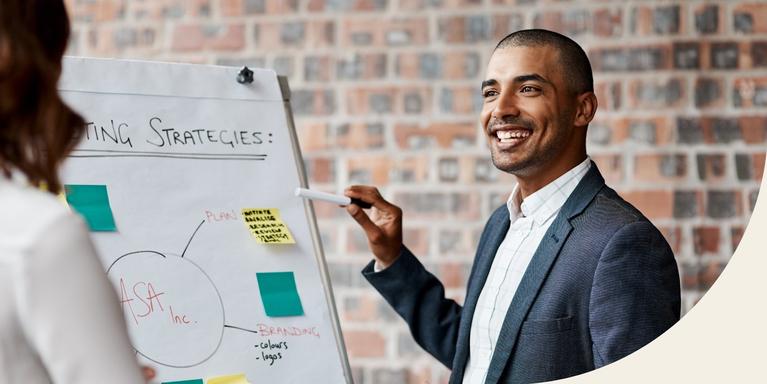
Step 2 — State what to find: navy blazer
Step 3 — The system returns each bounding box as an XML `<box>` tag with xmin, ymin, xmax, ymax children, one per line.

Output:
<box><xmin>363</xmin><ymin>163</ymin><xmax>680</xmax><ymax>384</ymax></box>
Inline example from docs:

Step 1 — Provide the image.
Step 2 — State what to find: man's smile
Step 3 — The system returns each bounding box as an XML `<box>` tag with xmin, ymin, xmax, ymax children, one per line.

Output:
<box><xmin>490</xmin><ymin>125</ymin><xmax>533</xmax><ymax>148</ymax></box>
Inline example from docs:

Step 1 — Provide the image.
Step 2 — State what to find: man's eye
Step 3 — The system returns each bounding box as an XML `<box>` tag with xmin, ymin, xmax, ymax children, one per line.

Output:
<box><xmin>483</xmin><ymin>90</ymin><xmax>498</xmax><ymax>98</ymax></box>
<box><xmin>521</xmin><ymin>86</ymin><xmax>537</xmax><ymax>93</ymax></box>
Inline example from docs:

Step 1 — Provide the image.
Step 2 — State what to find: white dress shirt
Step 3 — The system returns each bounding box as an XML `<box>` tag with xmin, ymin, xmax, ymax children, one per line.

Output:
<box><xmin>462</xmin><ymin>158</ymin><xmax>591</xmax><ymax>384</ymax></box>
<box><xmin>0</xmin><ymin>174</ymin><xmax>143</xmax><ymax>383</ymax></box>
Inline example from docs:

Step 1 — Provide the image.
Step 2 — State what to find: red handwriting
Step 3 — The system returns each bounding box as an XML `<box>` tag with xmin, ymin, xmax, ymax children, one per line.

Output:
<box><xmin>119</xmin><ymin>277</ymin><xmax>192</xmax><ymax>326</ymax></box>
<box><xmin>205</xmin><ymin>209</ymin><xmax>239</xmax><ymax>223</ymax></box>
<box><xmin>170</xmin><ymin>305</ymin><xmax>191</xmax><ymax>324</ymax></box>
<box><xmin>256</xmin><ymin>323</ymin><xmax>320</xmax><ymax>338</ymax></box>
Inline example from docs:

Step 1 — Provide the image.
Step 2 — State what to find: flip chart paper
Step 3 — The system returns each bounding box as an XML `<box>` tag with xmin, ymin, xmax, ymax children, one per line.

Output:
<box><xmin>59</xmin><ymin>58</ymin><xmax>349</xmax><ymax>383</ymax></box>
<box><xmin>163</xmin><ymin>380</ymin><xmax>203</xmax><ymax>384</ymax></box>
<box><xmin>207</xmin><ymin>373</ymin><xmax>249</xmax><ymax>384</ymax></box>
<box><xmin>63</xmin><ymin>184</ymin><xmax>116</xmax><ymax>231</ymax></box>
<box><xmin>241</xmin><ymin>208</ymin><xmax>295</xmax><ymax>244</ymax></box>
<box><xmin>256</xmin><ymin>272</ymin><xmax>304</xmax><ymax>317</ymax></box>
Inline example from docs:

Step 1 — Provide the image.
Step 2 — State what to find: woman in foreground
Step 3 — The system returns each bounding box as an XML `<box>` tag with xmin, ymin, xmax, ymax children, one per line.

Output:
<box><xmin>0</xmin><ymin>1</ymin><xmax>146</xmax><ymax>382</ymax></box>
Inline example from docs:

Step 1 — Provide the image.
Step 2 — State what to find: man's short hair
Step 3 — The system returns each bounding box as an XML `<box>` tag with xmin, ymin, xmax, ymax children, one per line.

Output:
<box><xmin>495</xmin><ymin>29</ymin><xmax>594</xmax><ymax>94</ymax></box>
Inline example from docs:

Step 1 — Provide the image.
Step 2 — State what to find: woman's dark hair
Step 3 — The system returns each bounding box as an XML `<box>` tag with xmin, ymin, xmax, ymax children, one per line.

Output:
<box><xmin>0</xmin><ymin>0</ymin><xmax>85</xmax><ymax>193</ymax></box>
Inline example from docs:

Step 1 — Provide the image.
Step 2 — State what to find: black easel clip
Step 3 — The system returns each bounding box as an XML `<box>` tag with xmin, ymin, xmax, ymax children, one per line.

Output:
<box><xmin>237</xmin><ymin>66</ymin><xmax>254</xmax><ymax>84</ymax></box>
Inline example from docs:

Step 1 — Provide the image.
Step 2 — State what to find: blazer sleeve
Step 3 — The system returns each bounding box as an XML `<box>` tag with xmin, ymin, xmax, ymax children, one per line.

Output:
<box><xmin>14</xmin><ymin>213</ymin><xmax>144</xmax><ymax>384</ymax></box>
<box><xmin>588</xmin><ymin>220</ymin><xmax>681</xmax><ymax>367</ymax></box>
<box><xmin>362</xmin><ymin>246</ymin><xmax>462</xmax><ymax>368</ymax></box>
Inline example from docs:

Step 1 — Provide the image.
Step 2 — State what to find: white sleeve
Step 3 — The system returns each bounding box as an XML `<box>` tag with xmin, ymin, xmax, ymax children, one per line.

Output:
<box><xmin>13</xmin><ymin>213</ymin><xmax>144</xmax><ymax>384</ymax></box>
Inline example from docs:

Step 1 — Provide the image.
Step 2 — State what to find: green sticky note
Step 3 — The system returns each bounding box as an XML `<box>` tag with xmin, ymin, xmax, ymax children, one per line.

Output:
<box><xmin>163</xmin><ymin>380</ymin><xmax>203</xmax><ymax>384</ymax></box>
<box><xmin>64</xmin><ymin>184</ymin><xmax>117</xmax><ymax>231</ymax></box>
<box><xmin>256</xmin><ymin>272</ymin><xmax>304</xmax><ymax>317</ymax></box>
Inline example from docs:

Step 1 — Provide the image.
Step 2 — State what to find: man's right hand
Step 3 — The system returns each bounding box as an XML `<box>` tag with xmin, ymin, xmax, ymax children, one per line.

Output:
<box><xmin>344</xmin><ymin>185</ymin><xmax>403</xmax><ymax>269</ymax></box>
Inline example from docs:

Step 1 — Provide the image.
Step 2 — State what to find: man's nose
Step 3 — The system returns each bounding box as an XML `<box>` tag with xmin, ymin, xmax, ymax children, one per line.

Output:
<box><xmin>491</xmin><ymin>90</ymin><xmax>520</xmax><ymax>120</ymax></box>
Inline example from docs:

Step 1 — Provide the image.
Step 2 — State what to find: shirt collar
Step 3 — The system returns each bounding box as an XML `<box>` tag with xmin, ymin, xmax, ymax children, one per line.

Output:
<box><xmin>507</xmin><ymin>157</ymin><xmax>592</xmax><ymax>226</ymax></box>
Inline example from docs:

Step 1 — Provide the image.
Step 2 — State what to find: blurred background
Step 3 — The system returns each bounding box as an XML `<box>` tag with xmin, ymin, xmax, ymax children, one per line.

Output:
<box><xmin>64</xmin><ymin>0</ymin><xmax>765</xmax><ymax>382</ymax></box>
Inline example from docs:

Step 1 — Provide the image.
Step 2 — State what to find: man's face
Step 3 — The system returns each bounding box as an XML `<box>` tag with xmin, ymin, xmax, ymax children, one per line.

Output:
<box><xmin>480</xmin><ymin>45</ymin><xmax>579</xmax><ymax>177</ymax></box>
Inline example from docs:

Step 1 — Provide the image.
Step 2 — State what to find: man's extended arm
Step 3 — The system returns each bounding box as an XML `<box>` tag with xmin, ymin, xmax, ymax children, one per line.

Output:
<box><xmin>362</xmin><ymin>246</ymin><xmax>463</xmax><ymax>367</ymax></box>
<box><xmin>345</xmin><ymin>185</ymin><xmax>464</xmax><ymax>367</ymax></box>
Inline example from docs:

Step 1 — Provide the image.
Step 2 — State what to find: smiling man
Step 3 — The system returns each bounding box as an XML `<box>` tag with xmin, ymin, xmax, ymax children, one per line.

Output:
<box><xmin>345</xmin><ymin>29</ymin><xmax>680</xmax><ymax>384</ymax></box>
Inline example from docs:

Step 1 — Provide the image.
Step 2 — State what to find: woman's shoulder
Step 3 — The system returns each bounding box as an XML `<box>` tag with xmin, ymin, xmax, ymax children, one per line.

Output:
<box><xmin>0</xmin><ymin>180</ymin><xmax>80</xmax><ymax>247</ymax></box>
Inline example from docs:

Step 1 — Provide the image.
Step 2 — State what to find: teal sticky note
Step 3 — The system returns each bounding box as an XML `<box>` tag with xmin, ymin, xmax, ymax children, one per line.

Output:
<box><xmin>162</xmin><ymin>380</ymin><xmax>203</xmax><ymax>384</ymax></box>
<box><xmin>256</xmin><ymin>272</ymin><xmax>304</xmax><ymax>317</ymax></box>
<box><xmin>64</xmin><ymin>184</ymin><xmax>117</xmax><ymax>231</ymax></box>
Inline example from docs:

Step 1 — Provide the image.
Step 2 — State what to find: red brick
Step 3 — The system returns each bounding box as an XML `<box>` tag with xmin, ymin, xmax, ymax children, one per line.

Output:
<box><xmin>220</xmin><ymin>0</ymin><xmax>245</xmax><ymax>16</ymax></box>
<box><xmin>262</xmin><ymin>0</ymin><xmax>299</xmax><ymax>14</ymax></box>
<box><xmin>607</xmin><ymin>117</ymin><xmax>674</xmax><ymax>145</ymax></box>
<box><xmin>403</xmin><ymin>227</ymin><xmax>430</xmax><ymax>256</ymax></box>
<box><xmin>391</xmin><ymin>156</ymin><xmax>431</xmax><ymax>183</ymax></box>
<box><xmin>342</xmin><ymin>294</ymin><xmax>380</xmax><ymax>322</ymax></box>
<box><xmin>658</xmin><ymin>226</ymin><xmax>682</xmax><ymax>255</ymax></box>
<box><xmin>67</xmin><ymin>0</ymin><xmax>124</xmax><ymax>22</ymax></box>
<box><xmin>591</xmin><ymin>154</ymin><xmax>623</xmax><ymax>185</ymax></box>
<box><xmin>731</xmin><ymin>226</ymin><xmax>745</xmax><ymax>254</ymax></box>
<box><xmin>740</xmin><ymin>116</ymin><xmax>767</xmax><ymax>144</ymax></box>
<box><xmin>438</xmin><ymin>15</ymin><xmax>492</xmax><ymax>43</ymax></box>
<box><xmin>695</xmin><ymin>77</ymin><xmax>726</xmax><ymax>109</ymax></box>
<box><xmin>171</xmin><ymin>24</ymin><xmax>245</xmax><ymax>52</ymax></box>
<box><xmin>734</xmin><ymin>77</ymin><xmax>767</xmax><ymax>108</ymax></box>
<box><xmin>753</xmin><ymin>153</ymin><xmax>765</xmax><ymax>181</ymax></box>
<box><xmin>297</xmin><ymin>122</ymin><xmax>331</xmax><ymax>151</ymax></box>
<box><xmin>257</xmin><ymin>20</ymin><xmax>335</xmax><ymax>50</ymax></box>
<box><xmin>593</xmin><ymin>80</ymin><xmax>622</xmax><ymax>111</ymax></box>
<box><xmin>334</xmin><ymin>122</ymin><xmax>385</xmax><ymax>150</ymax></box>
<box><xmin>693</xmin><ymin>3</ymin><xmax>721</xmax><ymax>34</ymax></box>
<box><xmin>346</xmin><ymin>87</ymin><xmax>433</xmax><ymax>115</ymax></box>
<box><xmin>344</xmin><ymin>330</ymin><xmax>387</xmax><ymax>358</ymax></box>
<box><xmin>627</xmin><ymin>78</ymin><xmax>686</xmax><ymax>109</ymax></box>
<box><xmin>394</xmin><ymin>122</ymin><xmax>477</xmax><ymax>150</ymax></box>
<box><xmin>342</xmin><ymin>17</ymin><xmax>429</xmax><ymax>47</ymax></box>
<box><xmin>533</xmin><ymin>10</ymin><xmax>591</xmax><ymax>36</ymax></box>
<box><xmin>634</xmin><ymin>153</ymin><xmax>687</xmax><ymax>182</ymax></box>
<box><xmin>438</xmin><ymin>262</ymin><xmax>469</xmax><ymax>289</ymax></box>
<box><xmin>492</xmin><ymin>13</ymin><xmax>526</xmax><ymax>41</ymax></box>
<box><xmin>395</xmin><ymin>53</ymin><xmax>420</xmax><ymax>79</ymax></box>
<box><xmin>304</xmin><ymin>157</ymin><xmax>335</xmax><ymax>184</ymax></box>
<box><xmin>304</xmin><ymin>55</ymin><xmax>333</xmax><ymax>82</ymax></box>
<box><xmin>620</xmin><ymin>190</ymin><xmax>674</xmax><ymax>219</ymax></box>
<box><xmin>698</xmin><ymin>261</ymin><xmax>726</xmax><ymax>290</ymax></box>
<box><xmin>392</xmin><ymin>191</ymin><xmax>481</xmax><ymax>220</ymax></box>
<box><xmin>733</xmin><ymin>3</ymin><xmax>767</xmax><ymax>33</ymax></box>
<box><xmin>693</xmin><ymin>226</ymin><xmax>720</xmax><ymax>255</ymax></box>
<box><xmin>440</xmin><ymin>85</ymin><xmax>482</xmax><ymax>114</ymax></box>
<box><xmin>347</xmin><ymin>156</ymin><xmax>391</xmax><ymax>185</ymax></box>
<box><xmin>697</xmin><ymin>153</ymin><xmax>727</xmax><ymax>181</ymax></box>
<box><xmin>593</xmin><ymin>8</ymin><xmax>623</xmax><ymax>37</ymax></box>
<box><xmin>309</xmin><ymin>0</ymin><xmax>387</xmax><ymax>12</ymax></box>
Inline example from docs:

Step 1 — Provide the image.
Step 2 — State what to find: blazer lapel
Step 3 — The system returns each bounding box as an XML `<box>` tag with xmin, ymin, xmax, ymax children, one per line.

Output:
<box><xmin>483</xmin><ymin>162</ymin><xmax>606</xmax><ymax>384</ymax></box>
<box><xmin>450</xmin><ymin>208</ymin><xmax>510</xmax><ymax>384</ymax></box>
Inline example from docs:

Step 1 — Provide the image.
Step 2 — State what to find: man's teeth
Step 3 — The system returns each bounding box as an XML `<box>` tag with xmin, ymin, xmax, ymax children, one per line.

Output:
<box><xmin>496</xmin><ymin>130</ymin><xmax>531</xmax><ymax>141</ymax></box>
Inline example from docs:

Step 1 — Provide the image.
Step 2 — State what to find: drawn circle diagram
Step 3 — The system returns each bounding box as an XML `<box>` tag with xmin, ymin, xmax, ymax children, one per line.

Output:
<box><xmin>107</xmin><ymin>251</ymin><xmax>225</xmax><ymax>368</ymax></box>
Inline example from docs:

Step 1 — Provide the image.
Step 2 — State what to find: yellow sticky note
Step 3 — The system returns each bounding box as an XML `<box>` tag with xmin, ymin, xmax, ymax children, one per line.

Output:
<box><xmin>241</xmin><ymin>208</ymin><xmax>295</xmax><ymax>244</ymax></box>
<box><xmin>207</xmin><ymin>373</ymin><xmax>249</xmax><ymax>384</ymax></box>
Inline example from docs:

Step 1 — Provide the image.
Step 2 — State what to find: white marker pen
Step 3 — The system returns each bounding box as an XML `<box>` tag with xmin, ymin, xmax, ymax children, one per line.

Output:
<box><xmin>294</xmin><ymin>188</ymin><xmax>372</xmax><ymax>209</ymax></box>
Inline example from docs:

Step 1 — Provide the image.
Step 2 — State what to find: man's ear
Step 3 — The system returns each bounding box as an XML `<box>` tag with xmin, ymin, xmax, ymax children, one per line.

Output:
<box><xmin>574</xmin><ymin>92</ymin><xmax>598</xmax><ymax>128</ymax></box>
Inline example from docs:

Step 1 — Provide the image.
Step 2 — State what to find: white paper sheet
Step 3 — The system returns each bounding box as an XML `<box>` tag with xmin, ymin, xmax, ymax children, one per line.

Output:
<box><xmin>59</xmin><ymin>57</ymin><xmax>348</xmax><ymax>383</ymax></box>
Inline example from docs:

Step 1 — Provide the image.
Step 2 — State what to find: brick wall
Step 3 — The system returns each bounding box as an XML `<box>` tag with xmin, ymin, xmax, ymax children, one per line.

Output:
<box><xmin>65</xmin><ymin>1</ymin><xmax>765</xmax><ymax>383</ymax></box>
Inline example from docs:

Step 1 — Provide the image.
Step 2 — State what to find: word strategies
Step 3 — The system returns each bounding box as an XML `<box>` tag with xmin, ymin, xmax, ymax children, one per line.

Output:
<box><xmin>81</xmin><ymin>117</ymin><xmax>273</xmax><ymax>149</ymax></box>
